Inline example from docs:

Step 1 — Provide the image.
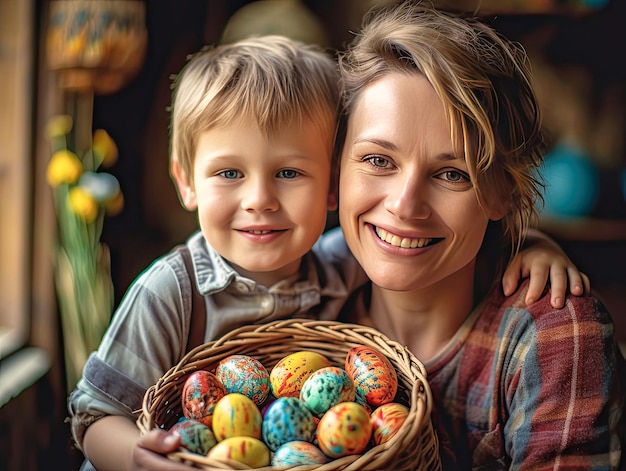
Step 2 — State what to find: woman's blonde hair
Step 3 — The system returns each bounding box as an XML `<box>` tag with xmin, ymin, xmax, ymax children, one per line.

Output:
<box><xmin>170</xmin><ymin>35</ymin><xmax>340</xmax><ymax>183</ymax></box>
<box><xmin>337</xmin><ymin>2</ymin><xmax>546</xmax><ymax>255</ymax></box>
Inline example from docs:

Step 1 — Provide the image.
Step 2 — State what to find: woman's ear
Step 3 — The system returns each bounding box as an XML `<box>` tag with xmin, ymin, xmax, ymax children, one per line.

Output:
<box><xmin>171</xmin><ymin>159</ymin><xmax>198</xmax><ymax>211</ymax></box>
<box><xmin>486</xmin><ymin>196</ymin><xmax>510</xmax><ymax>221</ymax></box>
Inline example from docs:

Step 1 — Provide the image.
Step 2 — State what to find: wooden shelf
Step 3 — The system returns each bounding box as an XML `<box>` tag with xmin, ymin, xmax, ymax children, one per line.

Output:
<box><xmin>433</xmin><ymin>0</ymin><xmax>606</xmax><ymax>16</ymax></box>
<box><xmin>537</xmin><ymin>217</ymin><xmax>626</xmax><ymax>242</ymax></box>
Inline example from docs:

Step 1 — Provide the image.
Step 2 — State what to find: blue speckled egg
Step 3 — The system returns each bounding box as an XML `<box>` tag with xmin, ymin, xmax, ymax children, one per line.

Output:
<box><xmin>261</xmin><ymin>397</ymin><xmax>316</xmax><ymax>451</ymax></box>
<box><xmin>271</xmin><ymin>441</ymin><xmax>329</xmax><ymax>466</ymax></box>
<box><xmin>300</xmin><ymin>366</ymin><xmax>355</xmax><ymax>418</ymax></box>
<box><xmin>215</xmin><ymin>354</ymin><xmax>270</xmax><ymax>406</ymax></box>
<box><xmin>169</xmin><ymin>418</ymin><xmax>217</xmax><ymax>455</ymax></box>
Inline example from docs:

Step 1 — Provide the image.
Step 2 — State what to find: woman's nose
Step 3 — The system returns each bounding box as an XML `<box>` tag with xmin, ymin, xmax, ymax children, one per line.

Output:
<box><xmin>240</xmin><ymin>178</ymin><xmax>280</xmax><ymax>212</ymax></box>
<box><xmin>384</xmin><ymin>174</ymin><xmax>431</xmax><ymax>220</ymax></box>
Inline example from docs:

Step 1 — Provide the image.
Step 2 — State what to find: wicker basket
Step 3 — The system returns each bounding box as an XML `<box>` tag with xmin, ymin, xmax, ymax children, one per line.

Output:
<box><xmin>138</xmin><ymin>319</ymin><xmax>441</xmax><ymax>470</ymax></box>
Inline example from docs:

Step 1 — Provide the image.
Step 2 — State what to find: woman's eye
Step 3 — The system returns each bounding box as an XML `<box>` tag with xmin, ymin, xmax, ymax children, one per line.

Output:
<box><xmin>217</xmin><ymin>169</ymin><xmax>241</xmax><ymax>179</ymax></box>
<box><xmin>365</xmin><ymin>155</ymin><xmax>390</xmax><ymax>168</ymax></box>
<box><xmin>435</xmin><ymin>169</ymin><xmax>471</xmax><ymax>185</ymax></box>
<box><xmin>277</xmin><ymin>169</ymin><xmax>300</xmax><ymax>179</ymax></box>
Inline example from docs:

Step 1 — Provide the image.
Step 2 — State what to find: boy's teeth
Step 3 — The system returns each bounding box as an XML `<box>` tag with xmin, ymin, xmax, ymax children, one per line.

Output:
<box><xmin>375</xmin><ymin>227</ymin><xmax>431</xmax><ymax>248</ymax></box>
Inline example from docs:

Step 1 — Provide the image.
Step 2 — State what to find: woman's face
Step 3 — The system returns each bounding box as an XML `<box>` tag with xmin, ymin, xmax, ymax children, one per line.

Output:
<box><xmin>339</xmin><ymin>73</ymin><xmax>498</xmax><ymax>292</ymax></box>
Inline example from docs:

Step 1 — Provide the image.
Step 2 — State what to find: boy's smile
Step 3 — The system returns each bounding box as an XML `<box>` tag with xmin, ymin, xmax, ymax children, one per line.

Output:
<box><xmin>179</xmin><ymin>116</ymin><xmax>334</xmax><ymax>287</ymax></box>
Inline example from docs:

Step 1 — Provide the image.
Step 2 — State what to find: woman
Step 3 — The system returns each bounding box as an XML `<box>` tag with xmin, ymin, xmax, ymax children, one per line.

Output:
<box><xmin>334</xmin><ymin>2</ymin><xmax>624</xmax><ymax>469</ymax></box>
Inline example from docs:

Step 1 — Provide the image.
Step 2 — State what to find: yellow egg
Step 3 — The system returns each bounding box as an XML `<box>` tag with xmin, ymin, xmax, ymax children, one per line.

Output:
<box><xmin>317</xmin><ymin>401</ymin><xmax>372</xmax><ymax>458</ymax></box>
<box><xmin>270</xmin><ymin>351</ymin><xmax>332</xmax><ymax>398</ymax></box>
<box><xmin>211</xmin><ymin>393</ymin><xmax>262</xmax><ymax>441</ymax></box>
<box><xmin>206</xmin><ymin>436</ymin><xmax>270</xmax><ymax>467</ymax></box>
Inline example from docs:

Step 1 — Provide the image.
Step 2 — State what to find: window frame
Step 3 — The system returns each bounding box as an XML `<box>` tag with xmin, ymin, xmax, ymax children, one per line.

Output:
<box><xmin>0</xmin><ymin>0</ymin><xmax>35</xmax><ymax>360</ymax></box>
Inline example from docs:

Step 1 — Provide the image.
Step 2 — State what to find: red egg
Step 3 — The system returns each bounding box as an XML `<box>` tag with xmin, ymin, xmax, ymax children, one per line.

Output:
<box><xmin>181</xmin><ymin>370</ymin><xmax>226</xmax><ymax>427</ymax></box>
<box><xmin>345</xmin><ymin>346</ymin><xmax>398</xmax><ymax>407</ymax></box>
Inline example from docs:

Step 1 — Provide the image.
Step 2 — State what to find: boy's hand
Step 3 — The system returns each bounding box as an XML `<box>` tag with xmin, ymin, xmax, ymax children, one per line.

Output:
<box><xmin>131</xmin><ymin>428</ymin><xmax>193</xmax><ymax>470</ymax></box>
<box><xmin>502</xmin><ymin>240</ymin><xmax>590</xmax><ymax>309</ymax></box>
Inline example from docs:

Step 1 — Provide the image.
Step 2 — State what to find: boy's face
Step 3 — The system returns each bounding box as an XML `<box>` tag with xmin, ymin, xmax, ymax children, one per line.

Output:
<box><xmin>175</xmin><ymin>116</ymin><xmax>335</xmax><ymax>286</ymax></box>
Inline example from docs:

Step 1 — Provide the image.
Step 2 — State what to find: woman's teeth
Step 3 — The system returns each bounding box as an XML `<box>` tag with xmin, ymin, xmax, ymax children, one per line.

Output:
<box><xmin>375</xmin><ymin>227</ymin><xmax>431</xmax><ymax>248</ymax></box>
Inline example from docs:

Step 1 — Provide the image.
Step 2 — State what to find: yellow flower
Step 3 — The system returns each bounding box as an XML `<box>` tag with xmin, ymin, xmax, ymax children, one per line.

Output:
<box><xmin>67</xmin><ymin>187</ymin><xmax>99</xmax><ymax>222</ymax></box>
<box><xmin>93</xmin><ymin>129</ymin><xmax>118</xmax><ymax>167</ymax></box>
<box><xmin>47</xmin><ymin>149</ymin><xmax>83</xmax><ymax>186</ymax></box>
<box><xmin>105</xmin><ymin>191</ymin><xmax>124</xmax><ymax>216</ymax></box>
<box><xmin>46</xmin><ymin>114</ymin><xmax>73</xmax><ymax>138</ymax></box>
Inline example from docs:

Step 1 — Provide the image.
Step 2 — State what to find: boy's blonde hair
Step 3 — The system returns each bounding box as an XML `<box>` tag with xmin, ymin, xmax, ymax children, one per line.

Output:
<box><xmin>337</xmin><ymin>2</ymin><xmax>546</xmax><ymax>255</ymax></box>
<box><xmin>170</xmin><ymin>35</ymin><xmax>340</xmax><ymax>183</ymax></box>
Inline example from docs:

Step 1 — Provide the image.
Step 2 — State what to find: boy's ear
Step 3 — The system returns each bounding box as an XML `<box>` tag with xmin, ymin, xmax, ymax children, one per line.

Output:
<box><xmin>327</xmin><ymin>190</ymin><xmax>338</xmax><ymax>211</ymax></box>
<box><xmin>171</xmin><ymin>159</ymin><xmax>198</xmax><ymax>211</ymax></box>
<box><xmin>327</xmin><ymin>169</ymin><xmax>339</xmax><ymax>211</ymax></box>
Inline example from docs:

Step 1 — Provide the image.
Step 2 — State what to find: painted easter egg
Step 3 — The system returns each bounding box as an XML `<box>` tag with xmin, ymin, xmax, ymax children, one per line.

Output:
<box><xmin>317</xmin><ymin>401</ymin><xmax>372</xmax><ymax>458</ymax></box>
<box><xmin>270</xmin><ymin>351</ymin><xmax>332</xmax><ymax>398</ymax></box>
<box><xmin>211</xmin><ymin>393</ymin><xmax>262</xmax><ymax>441</ymax></box>
<box><xmin>169</xmin><ymin>418</ymin><xmax>217</xmax><ymax>455</ymax></box>
<box><xmin>215</xmin><ymin>354</ymin><xmax>270</xmax><ymax>406</ymax></box>
<box><xmin>300</xmin><ymin>366</ymin><xmax>355</xmax><ymax>417</ymax></box>
<box><xmin>181</xmin><ymin>370</ymin><xmax>226</xmax><ymax>427</ymax></box>
<box><xmin>271</xmin><ymin>441</ymin><xmax>329</xmax><ymax>466</ymax></box>
<box><xmin>370</xmin><ymin>402</ymin><xmax>409</xmax><ymax>446</ymax></box>
<box><xmin>262</xmin><ymin>396</ymin><xmax>316</xmax><ymax>451</ymax></box>
<box><xmin>206</xmin><ymin>436</ymin><xmax>270</xmax><ymax>467</ymax></box>
<box><xmin>345</xmin><ymin>346</ymin><xmax>398</xmax><ymax>407</ymax></box>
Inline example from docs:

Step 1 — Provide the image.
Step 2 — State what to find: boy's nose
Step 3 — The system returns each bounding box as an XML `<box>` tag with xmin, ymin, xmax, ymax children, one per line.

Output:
<box><xmin>241</xmin><ymin>179</ymin><xmax>280</xmax><ymax>212</ymax></box>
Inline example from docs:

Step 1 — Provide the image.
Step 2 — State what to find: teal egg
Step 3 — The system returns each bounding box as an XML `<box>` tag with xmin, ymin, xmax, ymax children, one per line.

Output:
<box><xmin>170</xmin><ymin>418</ymin><xmax>217</xmax><ymax>455</ymax></box>
<box><xmin>299</xmin><ymin>366</ymin><xmax>355</xmax><ymax>417</ymax></box>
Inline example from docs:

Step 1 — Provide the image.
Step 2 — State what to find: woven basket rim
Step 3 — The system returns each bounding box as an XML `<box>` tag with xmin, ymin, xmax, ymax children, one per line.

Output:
<box><xmin>137</xmin><ymin>318</ymin><xmax>441</xmax><ymax>471</ymax></box>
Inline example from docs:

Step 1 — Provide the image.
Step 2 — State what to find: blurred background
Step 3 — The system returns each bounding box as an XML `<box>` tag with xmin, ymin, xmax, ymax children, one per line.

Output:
<box><xmin>1</xmin><ymin>0</ymin><xmax>625</xmax><ymax>469</ymax></box>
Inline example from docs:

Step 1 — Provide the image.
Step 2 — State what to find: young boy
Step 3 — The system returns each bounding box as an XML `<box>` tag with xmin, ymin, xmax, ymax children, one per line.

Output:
<box><xmin>68</xmin><ymin>35</ymin><xmax>588</xmax><ymax>470</ymax></box>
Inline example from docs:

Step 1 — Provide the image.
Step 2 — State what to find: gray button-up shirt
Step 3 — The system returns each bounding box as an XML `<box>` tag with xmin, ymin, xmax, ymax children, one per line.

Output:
<box><xmin>68</xmin><ymin>228</ymin><xmax>366</xmax><ymax>449</ymax></box>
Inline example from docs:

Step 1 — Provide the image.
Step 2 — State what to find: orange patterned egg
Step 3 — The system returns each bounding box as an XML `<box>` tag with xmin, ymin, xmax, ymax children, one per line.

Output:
<box><xmin>370</xmin><ymin>402</ymin><xmax>409</xmax><ymax>446</ymax></box>
<box><xmin>345</xmin><ymin>346</ymin><xmax>398</xmax><ymax>407</ymax></box>
<box><xmin>270</xmin><ymin>351</ymin><xmax>332</xmax><ymax>398</ymax></box>
<box><xmin>211</xmin><ymin>393</ymin><xmax>263</xmax><ymax>441</ymax></box>
<box><xmin>181</xmin><ymin>370</ymin><xmax>226</xmax><ymax>427</ymax></box>
<box><xmin>316</xmin><ymin>402</ymin><xmax>372</xmax><ymax>458</ymax></box>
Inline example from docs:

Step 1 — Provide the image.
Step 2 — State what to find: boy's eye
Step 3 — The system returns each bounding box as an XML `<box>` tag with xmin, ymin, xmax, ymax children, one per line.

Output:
<box><xmin>277</xmin><ymin>169</ymin><xmax>300</xmax><ymax>179</ymax></box>
<box><xmin>218</xmin><ymin>169</ymin><xmax>242</xmax><ymax>179</ymax></box>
